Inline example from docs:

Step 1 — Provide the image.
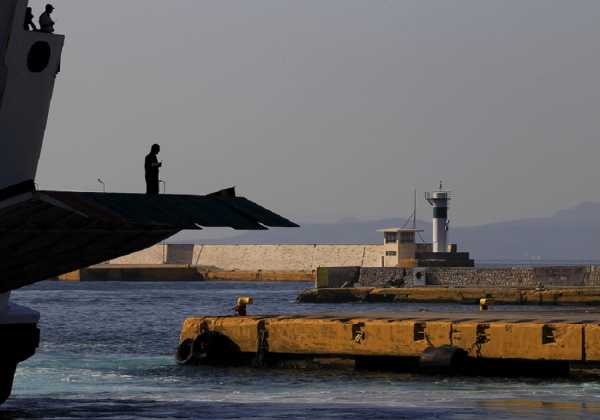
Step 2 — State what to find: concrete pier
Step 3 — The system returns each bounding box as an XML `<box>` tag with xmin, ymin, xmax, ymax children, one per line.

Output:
<box><xmin>56</xmin><ymin>265</ymin><xmax>314</xmax><ymax>282</ymax></box>
<box><xmin>62</xmin><ymin>265</ymin><xmax>204</xmax><ymax>282</ymax></box>
<box><xmin>297</xmin><ymin>287</ymin><xmax>600</xmax><ymax>305</ymax></box>
<box><xmin>177</xmin><ymin>311</ymin><xmax>600</xmax><ymax>375</ymax></box>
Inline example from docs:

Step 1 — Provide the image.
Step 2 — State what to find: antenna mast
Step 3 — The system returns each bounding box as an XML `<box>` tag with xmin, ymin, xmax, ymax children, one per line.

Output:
<box><xmin>413</xmin><ymin>189</ymin><xmax>417</xmax><ymax>230</ymax></box>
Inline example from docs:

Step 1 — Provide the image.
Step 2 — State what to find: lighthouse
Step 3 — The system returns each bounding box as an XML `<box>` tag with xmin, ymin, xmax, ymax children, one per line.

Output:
<box><xmin>425</xmin><ymin>182</ymin><xmax>451</xmax><ymax>253</ymax></box>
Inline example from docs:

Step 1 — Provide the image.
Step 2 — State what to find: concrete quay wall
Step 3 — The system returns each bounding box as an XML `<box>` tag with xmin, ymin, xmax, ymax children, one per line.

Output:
<box><xmin>58</xmin><ymin>266</ymin><xmax>314</xmax><ymax>282</ymax></box>
<box><xmin>110</xmin><ymin>244</ymin><xmax>383</xmax><ymax>271</ymax></box>
<box><xmin>297</xmin><ymin>287</ymin><xmax>600</xmax><ymax>305</ymax></box>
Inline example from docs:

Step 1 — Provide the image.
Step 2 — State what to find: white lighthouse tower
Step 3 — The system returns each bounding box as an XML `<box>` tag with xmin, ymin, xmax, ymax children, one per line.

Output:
<box><xmin>425</xmin><ymin>182</ymin><xmax>451</xmax><ymax>253</ymax></box>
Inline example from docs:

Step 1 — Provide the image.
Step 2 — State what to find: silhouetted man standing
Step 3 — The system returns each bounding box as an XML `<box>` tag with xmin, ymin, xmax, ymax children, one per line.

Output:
<box><xmin>145</xmin><ymin>144</ymin><xmax>162</xmax><ymax>195</ymax></box>
<box><xmin>39</xmin><ymin>4</ymin><xmax>55</xmax><ymax>33</ymax></box>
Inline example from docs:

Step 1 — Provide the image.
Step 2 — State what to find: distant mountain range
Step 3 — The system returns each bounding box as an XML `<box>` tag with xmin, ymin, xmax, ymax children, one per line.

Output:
<box><xmin>174</xmin><ymin>202</ymin><xmax>600</xmax><ymax>261</ymax></box>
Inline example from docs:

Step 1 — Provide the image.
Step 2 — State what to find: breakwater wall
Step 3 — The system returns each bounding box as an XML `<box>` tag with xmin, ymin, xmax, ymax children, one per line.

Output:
<box><xmin>106</xmin><ymin>245</ymin><xmax>600</xmax><ymax>289</ymax></box>
<box><xmin>110</xmin><ymin>244</ymin><xmax>384</xmax><ymax>271</ymax></box>
<box><xmin>318</xmin><ymin>266</ymin><xmax>600</xmax><ymax>289</ymax></box>
<box><xmin>58</xmin><ymin>266</ymin><xmax>314</xmax><ymax>282</ymax></box>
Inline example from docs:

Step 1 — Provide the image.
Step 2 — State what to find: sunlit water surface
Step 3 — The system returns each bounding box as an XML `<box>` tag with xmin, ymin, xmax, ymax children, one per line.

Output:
<box><xmin>2</xmin><ymin>281</ymin><xmax>600</xmax><ymax>419</ymax></box>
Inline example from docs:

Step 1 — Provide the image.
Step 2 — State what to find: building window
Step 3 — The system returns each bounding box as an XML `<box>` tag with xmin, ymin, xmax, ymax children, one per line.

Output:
<box><xmin>384</xmin><ymin>232</ymin><xmax>398</xmax><ymax>243</ymax></box>
<box><xmin>400</xmin><ymin>232</ymin><xmax>415</xmax><ymax>244</ymax></box>
<box><xmin>386</xmin><ymin>251</ymin><xmax>397</xmax><ymax>256</ymax></box>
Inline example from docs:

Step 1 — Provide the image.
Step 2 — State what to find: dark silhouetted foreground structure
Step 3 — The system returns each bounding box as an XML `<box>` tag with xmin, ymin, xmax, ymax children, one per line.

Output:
<box><xmin>0</xmin><ymin>0</ymin><xmax>298</xmax><ymax>406</ymax></box>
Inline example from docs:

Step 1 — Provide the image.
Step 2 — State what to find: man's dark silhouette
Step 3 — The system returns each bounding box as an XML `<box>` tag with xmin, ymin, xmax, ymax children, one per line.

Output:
<box><xmin>39</xmin><ymin>4</ymin><xmax>55</xmax><ymax>33</ymax></box>
<box><xmin>145</xmin><ymin>144</ymin><xmax>162</xmax><ymax>195</ymax></box>
<box><xmin>24</xmin><ymin>7</ymin><xmax>37</xmax><ymax>31</ymax></box>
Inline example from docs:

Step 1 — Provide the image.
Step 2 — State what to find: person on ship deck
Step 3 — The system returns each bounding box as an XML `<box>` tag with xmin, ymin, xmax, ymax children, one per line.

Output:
<box><xmin>39</xmin><ymin>4</ymin><xmax>55</xmax><ymax>33</ymax></box>
<box><xmin>145</xmin><ymin>144</ymin><xmax>162</xmax><ymax>195</ymax></box>
<box><xmin>24</xmin><ymin>7</ymin><xmax>37</xmax><ymax>31</ymax></box>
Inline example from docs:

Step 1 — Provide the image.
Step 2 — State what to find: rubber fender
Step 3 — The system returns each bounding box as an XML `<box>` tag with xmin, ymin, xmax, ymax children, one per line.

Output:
<box><xmin>190</xmin><ymin>331</ymin><xmax>235</xmax><ymax>363</ymax></box>
<box><xmin>175</xmin><ymin>338</ymin><xmax>195</xmax><ymax>365</ymax></box>
<box><xmin>419</xmin><ymin>346</ymin><xmax>468</xmax><ymax>369</ymax></box>
<box><xmin>190</xmin><ymin>332</ymin><xmax>216</xmax><ymax>362</ymax></box>
<box><xmin>176</xmin><ymin>332</ymin><xmax>242</xmax><ymax>366</ymax></box>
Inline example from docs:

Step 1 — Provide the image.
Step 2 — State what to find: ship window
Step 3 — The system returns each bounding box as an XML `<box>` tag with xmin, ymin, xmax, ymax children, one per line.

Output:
<box><xmin>27</xmin><ymin>41</ymin><xmax>51</xmax><ymax>73</ymax></box>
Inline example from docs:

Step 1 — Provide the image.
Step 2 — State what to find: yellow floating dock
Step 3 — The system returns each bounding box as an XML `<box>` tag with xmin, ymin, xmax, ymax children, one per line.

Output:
<box><xmin>177</xmin><ymin>311</ymin><xmax>600</xmax><ymax>375</ymax></box>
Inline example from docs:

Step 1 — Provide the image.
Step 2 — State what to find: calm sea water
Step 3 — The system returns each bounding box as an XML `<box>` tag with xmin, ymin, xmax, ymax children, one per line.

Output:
<box><xmin>1</xmin><ymin>281</ymin><xmax>600</xmax><ymax>419</ymax></box>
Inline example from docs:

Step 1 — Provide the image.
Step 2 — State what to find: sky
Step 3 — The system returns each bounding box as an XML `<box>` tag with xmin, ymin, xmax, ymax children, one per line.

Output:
<box><xmin>31</xmin><ymin>0</ymin><xmax>600</xmax><ymax>227</ymax></box>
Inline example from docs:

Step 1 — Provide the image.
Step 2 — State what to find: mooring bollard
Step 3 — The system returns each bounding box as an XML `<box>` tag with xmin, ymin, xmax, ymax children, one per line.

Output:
<box><xmin>234</xmin><ymin>296</ymin><xmax>254</xmax><ymax>316</ymax></box>
<box><xmin>480</xmin><ymin>298</ymin><xmax>489</xmax><ymax>311</ymax></box>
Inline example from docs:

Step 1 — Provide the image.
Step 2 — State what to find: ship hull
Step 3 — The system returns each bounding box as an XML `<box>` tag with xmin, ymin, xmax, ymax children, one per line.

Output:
<box><xmin>0</xmin><ymin>323</ymin><xmax>39</xmax><ymax>404</ymax></box>
<box><xmin>0</xmin><ymin>293</ymin><xmax>40</xmax><ymax>404</ymax></box>
<box><xmin>0</xmin><ymin>0</ymin><xmax>297</xmax><ymax>405</ymax></box>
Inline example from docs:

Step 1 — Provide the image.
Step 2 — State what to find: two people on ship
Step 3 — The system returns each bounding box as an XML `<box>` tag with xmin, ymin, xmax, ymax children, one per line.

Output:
<box><xmin>24</xmin><ymin>4</ymin><xmax>55</xmax><ymax>33</ymax></box>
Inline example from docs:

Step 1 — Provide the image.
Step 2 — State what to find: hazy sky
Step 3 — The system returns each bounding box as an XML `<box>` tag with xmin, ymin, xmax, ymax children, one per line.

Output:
<box><xmin>32</xmin><ymin>0</ymin><xmax>600</xmax><ymax>226</ymax></box>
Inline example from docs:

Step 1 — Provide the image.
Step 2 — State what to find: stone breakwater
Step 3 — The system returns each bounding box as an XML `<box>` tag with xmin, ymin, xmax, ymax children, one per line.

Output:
<box><xmin>106</xmin><ymin>244</ymin><xmax>600</xmax><ymax>290</ymax></box>
<box><xmin>110</xmin><ymin>244</ymin><xmax>384</xmax><ymax>271</ymax></box>
<box><xmin>427</xmin><ymin>266</ymin><xmax>600</xmax><ymax>288</ymax></box>
<box><xmin>319</xmin><ymin>266</ymin><xmax>600</xmax><ymax>289</ymax></box>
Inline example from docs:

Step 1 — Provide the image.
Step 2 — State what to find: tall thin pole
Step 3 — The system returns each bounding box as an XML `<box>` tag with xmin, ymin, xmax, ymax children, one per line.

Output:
<box><xmin>413</xmin><ymin>189</ymin><xmax>417</xmax><ymax>230</ymax></box>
